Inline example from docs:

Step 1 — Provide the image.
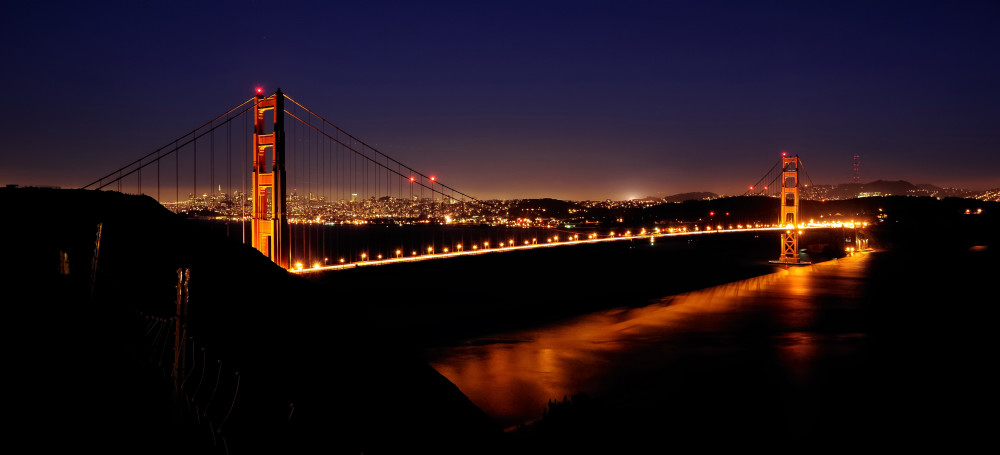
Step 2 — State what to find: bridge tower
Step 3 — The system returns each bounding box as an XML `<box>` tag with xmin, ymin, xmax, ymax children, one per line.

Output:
<box><xmin>251</xmin><ymin>89</ymin><xmax>290</xmax><ymax>268</ymax></box>
<box><xmin>773</xmin><ymin>153</ymin><xmax>808</xmax><ymax>265</ymax></box>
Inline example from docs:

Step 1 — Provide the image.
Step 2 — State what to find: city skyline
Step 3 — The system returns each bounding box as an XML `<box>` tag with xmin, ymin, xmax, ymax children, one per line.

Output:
<box><xmin>3</xmin><ymin>1</ymin><xmax>998</xmax><ymax>200</ymax></box>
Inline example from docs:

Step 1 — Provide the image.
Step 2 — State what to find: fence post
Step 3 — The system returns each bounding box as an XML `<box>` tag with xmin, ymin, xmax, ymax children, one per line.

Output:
<box><xmin>173</xmin><ymin>267</ymin><xmax>190</xmax><ymax>389</ymax></box>
<box><xmin>89</xmin><ymin>223</ymin><xmax>102</xmax><ymax>296</ymax></box>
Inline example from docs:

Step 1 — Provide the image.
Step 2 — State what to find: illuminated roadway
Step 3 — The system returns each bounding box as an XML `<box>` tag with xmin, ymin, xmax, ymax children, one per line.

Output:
<box><xmin>291</xmin><ymin>221</ymin><xmax>866</xmax><ymax>274</ymax></box>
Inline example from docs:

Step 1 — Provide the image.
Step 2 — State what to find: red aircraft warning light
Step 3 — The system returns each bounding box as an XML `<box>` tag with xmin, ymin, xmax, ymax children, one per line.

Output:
<box><xmin>430</xmin><ymin>176</ymin><xmax>436</xmax><ymax>181</ymax></box>
<box><xmin>409</xmin><ymin>176</ymin><xmax>416</xmax><ymax>182</ymax></box>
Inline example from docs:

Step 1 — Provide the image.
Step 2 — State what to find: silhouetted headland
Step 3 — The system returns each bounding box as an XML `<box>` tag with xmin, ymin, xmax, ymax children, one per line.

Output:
<box><xmin>4</xmin><ymin>187</ymin><xmax>498</xmax><ymax>454</ymax></box>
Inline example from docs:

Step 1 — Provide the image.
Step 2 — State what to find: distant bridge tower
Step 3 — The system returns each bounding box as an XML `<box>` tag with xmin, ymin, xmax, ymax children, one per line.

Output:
<box><xmin>772</xmin><ymin>153</ymin><xmax>808</xmax><ymax>265</ymax></box>
<box><xmin>251</xmin><ymin>89</ymin><xmax>290</xmax><ymax>268</ymax></box>
<box><xmin>852</xmin><ymin>154</ymin><xmax>861</xmax><ymax>184</ymax></box>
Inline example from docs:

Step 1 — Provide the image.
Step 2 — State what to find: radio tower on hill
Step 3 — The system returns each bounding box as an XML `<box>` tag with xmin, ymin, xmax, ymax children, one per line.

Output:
<box><xmin>852</xmin><ymin>154</ymin><xmax>861</xmax><ymax>184</ymax></box>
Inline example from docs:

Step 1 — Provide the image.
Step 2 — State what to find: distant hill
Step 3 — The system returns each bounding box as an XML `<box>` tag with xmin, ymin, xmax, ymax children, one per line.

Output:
<box><xmin>801</xmin><ymin>180</ymin><xmax>993</xmax><ymax>201</ymax></box>
<box><xmin>661</xmin><ymin>191</ymin><xmax>719</xmax><ymax>203</ymax></box>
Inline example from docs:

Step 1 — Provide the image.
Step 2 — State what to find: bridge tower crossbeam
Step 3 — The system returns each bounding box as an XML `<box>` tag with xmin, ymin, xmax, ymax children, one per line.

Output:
<box><xmin>251</xmin><ymin>90</ymin><xmax>290</xmax><ymax>268</ymax></box>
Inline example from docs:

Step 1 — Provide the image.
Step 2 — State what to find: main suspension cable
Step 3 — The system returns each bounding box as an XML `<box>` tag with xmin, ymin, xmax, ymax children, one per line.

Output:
<box><xmin>81</xmin><ymin>97</ymin><xmax>257</xmax><ymax>190</ymax></box>
<box><xmin>282</xmin><ymin>93</ymin><xmax>491</xmax><ymax>208</ymax></box>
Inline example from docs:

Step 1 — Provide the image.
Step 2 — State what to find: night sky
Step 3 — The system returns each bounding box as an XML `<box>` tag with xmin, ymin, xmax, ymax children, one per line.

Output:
<box><xmin>3</xmin><ymin>1</ymin><xmax>998</xmax><ymax>200</ymax></box>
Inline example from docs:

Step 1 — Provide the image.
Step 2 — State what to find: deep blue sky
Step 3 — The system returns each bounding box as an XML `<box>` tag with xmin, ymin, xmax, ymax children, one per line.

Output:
<box><xmin>3</xmin><ymin>1</ymin><xmax>998</xmax><ymax>200</ymax></box>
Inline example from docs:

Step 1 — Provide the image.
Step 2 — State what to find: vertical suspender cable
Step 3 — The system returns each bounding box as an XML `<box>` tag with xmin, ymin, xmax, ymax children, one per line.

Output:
<box><xmin>226</xmin><ymin>119</ymin><xmax>231</xmax><ymax>238</ymax></box>
<box><xmin>227</xmin><ymin>119</ymin><xmax>231</xmax><ymax>202</ymax></box>
<box><xmin>175</xmin><ymin>140</ymin><xmax>179</xmax><ymax>206</ymax></box>
<box><xmin>210</xmin><ymin>123</ymin><xmax>215</xmax><ymax>204</ymax></box>
<box><xmin>242</xmin><ymin>113</ymin><xmax>246</xmax><ymax>244</ymax></box>
<box><xmin>321</xmin><ymin>114</ymin><xmax>326</xmax><ymax>262</ymax></box>
<box><xmin>307</xmin><ymin>111</ymin><xmax>312</xmax><ymax>265</ymax></box>
<box><xmin>193</xmin><ymin>132</ymin><xmax>197</xmax><ymax>202</ymax></box>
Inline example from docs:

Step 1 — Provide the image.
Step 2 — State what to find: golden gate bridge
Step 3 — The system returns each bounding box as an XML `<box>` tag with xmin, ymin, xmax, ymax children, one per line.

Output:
<box><xmin>58</xmin><ymin>88</ymin><xmax>881</xmax><ymax>453</ymax></box>
<box><xmin>82</xmin><ymin>89</ymin><xmax>844</xmax><ymax>272</ymax></box>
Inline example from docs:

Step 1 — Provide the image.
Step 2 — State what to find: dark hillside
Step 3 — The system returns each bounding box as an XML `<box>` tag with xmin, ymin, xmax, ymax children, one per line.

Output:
<box><xmin>2</xmin><ymin>187</ymin><xmax>499</xmax><ymax>454</ymax></box>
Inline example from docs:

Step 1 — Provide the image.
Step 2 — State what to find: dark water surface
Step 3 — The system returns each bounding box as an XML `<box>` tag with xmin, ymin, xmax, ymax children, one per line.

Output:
<box><xmin>426</xmin><ymin>254</ymin><xmax>872</xmax><ymax>429</ymax></box>
<box><xmin>423</xmin><ymin>245</ymin><xmax>996</xmax><ymax>450</ymax></box>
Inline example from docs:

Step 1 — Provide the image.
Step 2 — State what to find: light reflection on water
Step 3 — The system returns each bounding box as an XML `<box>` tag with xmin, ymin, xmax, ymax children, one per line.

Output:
<box><xmin>425</xmin><ymin>253</ymin><xmax>872</xmax><ymax>430</ymax></box>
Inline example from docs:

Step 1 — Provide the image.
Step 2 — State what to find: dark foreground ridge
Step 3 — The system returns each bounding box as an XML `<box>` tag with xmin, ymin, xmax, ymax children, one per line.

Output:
<box><xmin>3</xmin><ymin>187</ymin><xmax>998</xmax><ymax>453</ymax></box>
<box><xmin>3</xmin><ymin>187</ymin><xmax>499</xmax><ymax>454</ymax></box>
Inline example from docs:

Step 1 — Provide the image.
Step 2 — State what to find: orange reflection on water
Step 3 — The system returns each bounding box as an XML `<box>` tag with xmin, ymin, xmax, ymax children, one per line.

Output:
<box><xmin>427</xmin><ymin>253</ymin><xmax>873</xmax><ymax>429</ymax></box>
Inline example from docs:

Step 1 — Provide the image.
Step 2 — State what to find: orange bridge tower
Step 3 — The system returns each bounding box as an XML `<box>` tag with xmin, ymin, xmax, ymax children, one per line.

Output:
<box><xmin>772</xmin><ymin>153</ymin><xmax>809</xmax><ymax>265</ymax></box>
<box><xmin>251</xmin><ymin>89</ymin><xmax>290</xmax><ymax>268</ymax></box>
